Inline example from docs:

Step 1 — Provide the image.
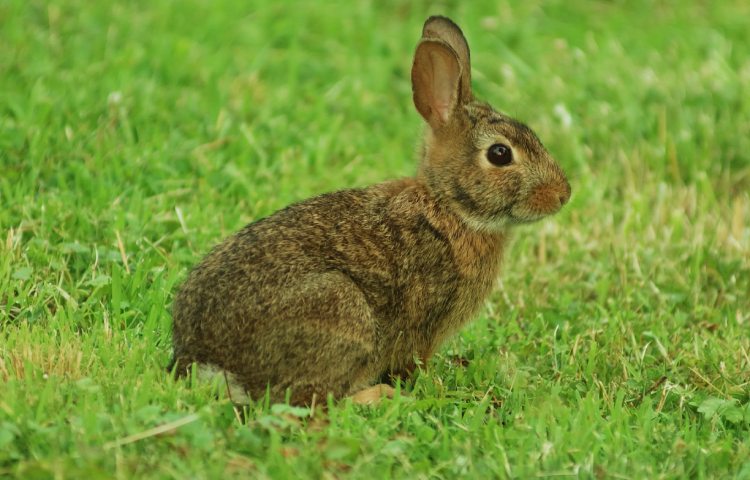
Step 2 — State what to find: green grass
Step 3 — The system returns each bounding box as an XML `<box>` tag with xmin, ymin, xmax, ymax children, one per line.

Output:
<box><xmin>1</xmin><ymin>0</ymin><xmax>749</xmax><ymax>478</ymax></box>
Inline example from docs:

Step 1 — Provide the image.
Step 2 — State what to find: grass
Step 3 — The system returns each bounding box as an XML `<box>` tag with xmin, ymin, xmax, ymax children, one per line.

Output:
<box><xmin>1</xmin><ymin>0</ymin><xmax>749</xmax><ymax>477</ymax></box>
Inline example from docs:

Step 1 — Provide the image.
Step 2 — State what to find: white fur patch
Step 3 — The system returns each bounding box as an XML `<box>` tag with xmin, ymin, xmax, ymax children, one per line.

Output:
<box><xmin>195</xmin><ymin>363</ymin><xmax>252</xmax><ymax>404</ymax></box>
<box><xmin>459</xmin><ymin>212</ymin><xmax>513</xmax><ymax>233</ymax></box>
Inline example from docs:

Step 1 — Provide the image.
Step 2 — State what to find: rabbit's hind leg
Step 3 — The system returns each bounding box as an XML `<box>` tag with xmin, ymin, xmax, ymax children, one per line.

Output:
<box><xmin>257</xmin><ymin>271</ymin><xmax>381</xmax><ymax>406</ymax></box>
<box><xmin>349</xmin><ymin>384</ymin><xmax>396</xmax><ymax>405</ymax></box>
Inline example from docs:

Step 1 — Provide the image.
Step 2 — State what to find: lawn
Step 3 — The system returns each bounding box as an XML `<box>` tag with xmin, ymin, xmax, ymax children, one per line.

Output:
<box><xmin>1</xmin><ymin>0</ymin><xmax>749</xmax><ymax>478</ymax></box>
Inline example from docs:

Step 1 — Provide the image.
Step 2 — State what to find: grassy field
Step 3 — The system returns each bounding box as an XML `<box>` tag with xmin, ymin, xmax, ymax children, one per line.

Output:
<box><xmin>2</xmin><ymin>0</ymin><xmax>749</xmax><ymax>477</ymax></box>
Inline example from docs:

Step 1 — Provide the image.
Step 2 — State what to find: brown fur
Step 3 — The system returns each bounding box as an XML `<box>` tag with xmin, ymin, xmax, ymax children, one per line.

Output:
<box><xmin>169</xmin><ymin>16</ymin><xmax>571</xmax><ymax>405</ymax></box>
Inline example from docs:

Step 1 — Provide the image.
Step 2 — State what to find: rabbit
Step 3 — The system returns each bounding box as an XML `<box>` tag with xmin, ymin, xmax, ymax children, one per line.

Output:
<box><xmin>169</xmin><ymin>16</ymin><xmax>571</xmax><ymax>406</ymax></box>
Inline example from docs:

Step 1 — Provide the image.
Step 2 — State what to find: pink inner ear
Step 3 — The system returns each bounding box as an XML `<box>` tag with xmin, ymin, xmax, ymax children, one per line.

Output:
<box><xmin>428</xmin><ymin>48</ymin><xmax>459</xmax><ymax>124</ymax></box>
<box><xmin>412</xmin><ymin>40</ymin><xmax>461</xmax><ymax>127</ymax></box>
<box><xmin>434</xmin><ymin>101</ymin><xmax>451</xmax><ymax>122</ymax></box>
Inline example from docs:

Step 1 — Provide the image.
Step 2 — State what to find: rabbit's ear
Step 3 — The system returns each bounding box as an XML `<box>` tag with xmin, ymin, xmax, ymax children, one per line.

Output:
<box><xmin>412</xmin><ymin>39</ymin><xmax>462</xmax><ymax>128</ymax></box>
<box><xmin>421</xmin><ymin>16</ymin><xmax>471</xmax><ymax>103</ymax></box>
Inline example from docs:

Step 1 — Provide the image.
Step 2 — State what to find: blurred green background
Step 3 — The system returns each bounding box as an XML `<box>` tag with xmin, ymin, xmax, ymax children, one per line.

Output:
<box><xmin>1</xmin><ymin>0</ymin><xmax>749</xmax><ymax>478</ymax></box>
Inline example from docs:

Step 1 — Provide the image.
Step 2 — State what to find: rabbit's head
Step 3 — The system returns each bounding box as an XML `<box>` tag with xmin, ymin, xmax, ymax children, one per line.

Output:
<box><xmin>412</xmin><ymin>16</ymin><xmax>571</xmax><ymax>231</ymax></box>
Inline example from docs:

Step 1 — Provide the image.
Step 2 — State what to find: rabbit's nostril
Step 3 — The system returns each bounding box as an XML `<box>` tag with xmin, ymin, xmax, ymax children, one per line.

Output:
<box><xmin>558</xmin><ymin>182</ymin><xmax>571</xmax><ymax>206</ymax></box>
<box><xmin>559</xmin><ymin>192</ymin><xmax>570</xmax><ymax>206</ymax></box>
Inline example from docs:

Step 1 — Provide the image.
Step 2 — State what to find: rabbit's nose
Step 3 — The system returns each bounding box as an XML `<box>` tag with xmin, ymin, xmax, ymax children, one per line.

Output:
<box><xmin>558</xmin><ymin>181</ymin><xmax>571</xmax><ymax>206</ymax></box>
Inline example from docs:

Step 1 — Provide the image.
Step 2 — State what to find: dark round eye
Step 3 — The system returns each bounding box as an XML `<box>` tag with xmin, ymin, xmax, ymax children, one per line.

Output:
<box><xmin>486</xmin><ymin>143</ymin><xmax>513</xmax><ymax>166</ymax></box>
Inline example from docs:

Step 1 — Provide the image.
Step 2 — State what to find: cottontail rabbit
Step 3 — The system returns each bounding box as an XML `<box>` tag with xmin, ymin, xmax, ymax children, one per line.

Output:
<box><xmin>169</xmin><ymin>16</ymin><xmax>570</xmax><ymax>405</ymax></box>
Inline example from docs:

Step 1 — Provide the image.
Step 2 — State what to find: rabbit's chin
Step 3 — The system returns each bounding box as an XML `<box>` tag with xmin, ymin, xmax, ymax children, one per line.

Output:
<box><xmin>461</xmin><ymin>214</ymin><xmax>513</xmax><ymax>233</ymax></box>
<box><xmin>509</xmin><ymin>202</ymin><xmax>565</xmax><ymax>224</ymax></box>
<box><xmin>509</xmin><ymin>210</ymin><xmax>557</xmax><ymax>224</ymax></box>
<box><xmin>462</xmin><ymin>209</ymin><xmax>558</xmax><ymax>232</ymax></box>
<box><xmin>504</xmin><ymin>213</ymin><xmax>560</xmax><ymax>227</ymax></box>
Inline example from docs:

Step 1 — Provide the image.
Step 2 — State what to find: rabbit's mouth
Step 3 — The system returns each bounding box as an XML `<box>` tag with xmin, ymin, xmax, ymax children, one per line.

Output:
<box><xmin>509</xmin><ymin>181</ymin><xmax>571</xmax><ymax>223</ymax></box>
<box><xmin>510</xmin><ymin>196</ymin><xmax>569</xmax><ymax>223</ymax></box>
<box><xmin>510</xmin><ymin>203</ymin><xmax>565</xmax><ymax>223</ymax></box>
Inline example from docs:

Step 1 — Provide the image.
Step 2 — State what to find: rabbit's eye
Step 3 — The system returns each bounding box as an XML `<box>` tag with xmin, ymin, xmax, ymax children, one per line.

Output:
<box><xmin>487</xmin><ymin>144</ymin><xmax>513</xmax><ymax>166</ymax></box>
